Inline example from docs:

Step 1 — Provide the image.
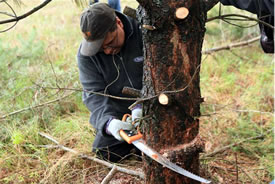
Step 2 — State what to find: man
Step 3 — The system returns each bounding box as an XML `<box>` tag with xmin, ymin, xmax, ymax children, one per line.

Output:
<box><xmin>77</xmin><ymin>3</ymin><xmax>143</xmax><ymax>162</ymax></box>
<box><xmin>220</xmin><ymin>0</ymin><xmax>274</xmax><ymax>53</ymax></box>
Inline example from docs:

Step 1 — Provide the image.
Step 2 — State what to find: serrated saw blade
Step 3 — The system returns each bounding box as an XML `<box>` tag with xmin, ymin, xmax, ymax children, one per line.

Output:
<box><xmin>133</xmin><ymin>139</ymin><xmax>211</xmax><ymax>184</ymax></box>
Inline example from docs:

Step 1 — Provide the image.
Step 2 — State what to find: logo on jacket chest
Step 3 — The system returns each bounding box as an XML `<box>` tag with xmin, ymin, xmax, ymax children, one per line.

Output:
<box><xmin>133</xmin><ymin>56</ymin><xmax>144</xmax><ymax>63</ymax></box>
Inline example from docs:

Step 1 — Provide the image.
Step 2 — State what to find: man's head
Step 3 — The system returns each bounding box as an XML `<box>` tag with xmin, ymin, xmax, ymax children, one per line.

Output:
<box><xmin>80</xmin><ymin>3</ymin><xmax>125</xmax><ymax>56</ymax></box>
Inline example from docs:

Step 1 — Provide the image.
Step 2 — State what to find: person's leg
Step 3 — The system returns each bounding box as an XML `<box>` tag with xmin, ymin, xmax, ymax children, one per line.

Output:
<box><xmin>89</xmin><ymin>0</ymin><xmax>99</xmax><ymax>5</ymax></box>
<box><xmin>259</xmin><ymin>15</ymin><xmax>274</xmax><ymax>53</ymax></box>
<box><xmin>108</xmin><ymin>0</ymin><xmax>121</xmax><ymax>12</ymax></box>
<box><xmin>95</xmin><ymin>142</ymin><xmax>141</xmax><ymax>162</ymax></box>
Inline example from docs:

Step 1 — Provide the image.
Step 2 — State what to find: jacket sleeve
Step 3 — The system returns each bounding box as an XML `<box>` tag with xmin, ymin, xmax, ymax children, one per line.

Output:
<box><xmin>77</xmin><ymin>51</ymin><xmax>118</xmax><ymax>133</ymax></box>
<box><xmin>220</xmin><ymin>0</ymin><xmax>274</xmax><ymax>16</ymax></box>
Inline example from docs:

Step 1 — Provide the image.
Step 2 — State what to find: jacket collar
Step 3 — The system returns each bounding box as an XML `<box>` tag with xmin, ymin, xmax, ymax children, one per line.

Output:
<box><xmin>115</xmin><ymin>11</ymin><xmax>134</xmax><ymax>43</ymax></box>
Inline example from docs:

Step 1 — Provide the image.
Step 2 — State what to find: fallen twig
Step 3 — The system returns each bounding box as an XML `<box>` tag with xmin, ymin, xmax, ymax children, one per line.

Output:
<box><xmin>38</xmin><ymin>132</ymin><xmax>144</xmax><ymax>179</ymax></box>
<box><xmin>202</xmin><ymin>36</ymin><xmax>260</xmax><ymax>54</ymax></box>
<box><xmin>101</xmin><ymin>165</ymin><xmax>118</xmax><ymax>184</ymax></box>
<box><xmin>235</xmin><ymin>153</ymin><xmax>239</xmax><ymax>183</ymax></box>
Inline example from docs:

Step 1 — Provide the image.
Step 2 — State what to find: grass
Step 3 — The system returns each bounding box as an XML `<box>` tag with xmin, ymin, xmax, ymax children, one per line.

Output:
<box><xmin>0</xmin><ymin>1</ymin><xmax>273</xmax><ymax>183</ymax></box>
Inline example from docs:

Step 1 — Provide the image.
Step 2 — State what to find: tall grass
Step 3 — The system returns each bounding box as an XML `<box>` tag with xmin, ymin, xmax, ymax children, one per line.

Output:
<box><xmin>0</xmin><ymin>1</ymin><xmax>273</xmax><ymax>183</ymax></box>
<box><xmin>200</xmin><ymin>4</ymin><xmax>273</xmax><ymax>183</ymax></box>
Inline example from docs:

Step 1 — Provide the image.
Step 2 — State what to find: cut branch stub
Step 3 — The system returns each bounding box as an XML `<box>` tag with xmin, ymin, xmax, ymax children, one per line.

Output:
<box><xmin>122</xmin><ymin>87</ymin><xmax>141</xmax><ymax>97</ymax></box>
<box><xmin>175</xmin><ymin>7</ymin><xmax>189</xmax><ymax>20</ymax></box>
<box><xmin>123</xmin><ymin>6</ymin><xmax>137</xmax><ymax>20</ymax></box>
<box><xmin>158</xmin><ymin>93</ymin><xmax>170</xmax><ymax>105</ymax></box>
<box><xmin>142</xmin><ymin>24</ymin><xmax>156</xmax><ymax>31</ymax></box>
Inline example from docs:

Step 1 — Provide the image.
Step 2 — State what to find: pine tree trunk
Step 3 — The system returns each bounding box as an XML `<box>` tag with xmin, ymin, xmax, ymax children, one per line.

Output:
<box><xmin>136</xmin><ymin>1</ymin><xmax>209</xmax><ymax>183</ymax></box>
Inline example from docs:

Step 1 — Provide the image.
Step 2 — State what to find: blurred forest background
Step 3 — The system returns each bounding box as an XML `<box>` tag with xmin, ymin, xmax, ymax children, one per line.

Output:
<box><xmin>0</xmin><ymin>0</ymin><xmax>273</xmax><ymax>183</ymax></box>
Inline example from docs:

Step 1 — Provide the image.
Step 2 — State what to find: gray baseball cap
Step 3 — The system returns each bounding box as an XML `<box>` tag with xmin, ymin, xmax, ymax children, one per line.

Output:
<box><xmin>80</xmin><ymin>3</ymin><xmax>116</xmax><ymax>56</ymax></box>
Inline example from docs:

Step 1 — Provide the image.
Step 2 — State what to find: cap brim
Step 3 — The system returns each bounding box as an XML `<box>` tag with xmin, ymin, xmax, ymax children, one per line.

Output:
<box><xmin>80</xmin><ymin>38</ymin><xmax>104</xmax><ymax>56</ymax></box>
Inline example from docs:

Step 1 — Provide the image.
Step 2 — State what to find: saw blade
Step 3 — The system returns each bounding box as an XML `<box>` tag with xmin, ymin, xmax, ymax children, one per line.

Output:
<box><xmin>133</xmin><ymin>139</ymin><xmax>211</xmax><ymax>184</ymax></box>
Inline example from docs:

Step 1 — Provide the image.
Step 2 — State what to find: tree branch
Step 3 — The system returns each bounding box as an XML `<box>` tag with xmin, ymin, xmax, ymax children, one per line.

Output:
<box><xmin>0</xmin><ymin>0</ymin><xmax>52</xmax><ymax>25</ymax></box>
<box><xmin>38</xmin><ymin>132</ymin><xmax>145</xmax><ymax>179</ymax></box>
<box><xmin>37</xmin><ymin>86</ymin><xmax>140</xmax><ymax>101</ymax></box>
<box><xmin>101</xmin><ymin>165</ymin><xmax>118</xmax><ymax>184</ymax></box>
<box><xmin>202</xmin><ymin>36</ymin><xmax>260</xmax><ymax>54</ymax></box>
<box><xmin>207</xmin><ymin>14</ymin><xmax>274</xmax><ymax>29</ymax></box>
<box><xmin>0</xmin><ymin>92</ymin><xmax>75</xmax><ymax>120</ymax></box>
<box><xmin>123</xmin><ymin>6</ymin><xmax>136</xmax><ymax>20</ymax></box>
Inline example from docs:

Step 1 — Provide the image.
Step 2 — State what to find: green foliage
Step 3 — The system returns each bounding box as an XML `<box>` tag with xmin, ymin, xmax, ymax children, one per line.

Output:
<box><xmin>11</xmin><ymin>130</ymin><xmax>25</xmax><ymax>145</ymax></box>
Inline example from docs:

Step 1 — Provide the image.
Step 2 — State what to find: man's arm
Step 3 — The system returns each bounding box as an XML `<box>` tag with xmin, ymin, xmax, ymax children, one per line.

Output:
<box><xmin>220</xmin><ymin>0</ymin><xmax>274</xmax><ymax>16</ymax></box>
<box><xmin>77</xmin><ymin>52</ymin><xmax>118</xmax><ymax>134</ymax></box>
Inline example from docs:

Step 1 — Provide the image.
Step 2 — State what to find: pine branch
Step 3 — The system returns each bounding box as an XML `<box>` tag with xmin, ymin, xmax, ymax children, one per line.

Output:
<box><xmin>0</xmin><ymin>0</ymin><xmax>52</xmax><ymax>25</ymax></box>
<box><xmin>0</xmin><ymin>92</ymin><xmax>75</xmax><ymax>120</ymax></box>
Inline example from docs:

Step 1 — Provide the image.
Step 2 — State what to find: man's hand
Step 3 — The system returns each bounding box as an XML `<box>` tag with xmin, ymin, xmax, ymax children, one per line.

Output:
<box><xmin>107</xmin><ymin>119</ymin><xmax>134</xmax><ymax>141</ymax></box>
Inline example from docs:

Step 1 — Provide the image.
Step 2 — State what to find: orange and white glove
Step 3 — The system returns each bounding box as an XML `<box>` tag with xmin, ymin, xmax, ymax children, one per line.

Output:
<box><xmin>106</xmin><ymin>118</ymin><xmax>134</xmax><ymax>141</ymax></box>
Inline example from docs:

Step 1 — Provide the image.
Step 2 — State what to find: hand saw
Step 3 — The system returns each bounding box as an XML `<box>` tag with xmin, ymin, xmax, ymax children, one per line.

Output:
<box><xmin>120</xmin><ymin>114</ymin><xmax>211</xmax><ymax>184</ymax></box>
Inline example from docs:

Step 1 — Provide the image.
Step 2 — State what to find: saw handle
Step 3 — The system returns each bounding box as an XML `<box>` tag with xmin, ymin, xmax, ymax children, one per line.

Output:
<box><xmin>120</xmin><ymin>114</ymin><xmax>143</xmax><ymax>144</ymax></box>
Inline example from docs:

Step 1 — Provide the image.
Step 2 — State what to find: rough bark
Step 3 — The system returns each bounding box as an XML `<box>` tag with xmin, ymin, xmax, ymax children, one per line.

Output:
<box><xmin>136</xmin><ymin>0</ymin><xmax>207</xmax><ymax>183</ymax></box>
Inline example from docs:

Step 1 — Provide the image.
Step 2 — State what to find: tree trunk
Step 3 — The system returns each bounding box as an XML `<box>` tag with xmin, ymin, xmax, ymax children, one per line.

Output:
<box><xmin>136</xmin><ymin>1</ymin><xmax>209</xmax><ymax>183</ymax></box>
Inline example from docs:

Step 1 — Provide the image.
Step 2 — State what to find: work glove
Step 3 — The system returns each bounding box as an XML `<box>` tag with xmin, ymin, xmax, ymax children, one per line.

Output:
<box><xmin>131</xmin><ymin>104</ymin><xmax>143</xmax><ymax>127</ymax></box>
<box><xmin>106</xmin><ymin>119</ymin><xmax>134</xmax><ymax>141</ymax></box>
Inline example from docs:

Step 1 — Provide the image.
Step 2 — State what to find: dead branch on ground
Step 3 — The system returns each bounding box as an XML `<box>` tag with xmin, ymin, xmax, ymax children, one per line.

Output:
<box><xmin>101</xmin><ymin>165</ymin><xmax>118</xmax><ymax>184</ymax></box>
<box><xmin>202</xmin><ymin>36</ymin><xmax>260</xmax><ymax>54</ymax></box>
<box><xmin>38</xmin><ymin>132</ymin><xmax>145</xmax><ymax>180</ymax></box>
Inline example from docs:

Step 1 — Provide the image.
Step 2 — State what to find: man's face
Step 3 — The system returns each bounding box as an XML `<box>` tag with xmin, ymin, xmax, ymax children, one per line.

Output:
<box><xmin>101</xmin><ymin>17</ymin><xmax>125</xmax><ymax>55</ymax></box>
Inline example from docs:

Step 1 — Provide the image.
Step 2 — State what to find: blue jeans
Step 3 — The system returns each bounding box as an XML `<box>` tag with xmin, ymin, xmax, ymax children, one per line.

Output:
<box><xmin>89</xmin><ymin>0</ymin><xmax>121</xmax><ymax>12</ymax></box>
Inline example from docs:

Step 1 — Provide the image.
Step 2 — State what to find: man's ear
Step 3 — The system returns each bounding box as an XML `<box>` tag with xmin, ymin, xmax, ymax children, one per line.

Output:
<box><xmin>116</xmin><ymin>17</ymin><xmax>123</xmax><ymax>28</ymax></box>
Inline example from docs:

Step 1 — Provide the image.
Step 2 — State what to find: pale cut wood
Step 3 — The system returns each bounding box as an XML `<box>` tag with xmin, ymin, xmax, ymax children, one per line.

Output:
<box><xmin>175</xmin><ymin>7</ymin><xmax>189</xmax><ymax>20</ymax></box>
<box><xmin>158</xmin><ymin>93</ymin><xmax>169</xmax><ymax>105</ymax></box>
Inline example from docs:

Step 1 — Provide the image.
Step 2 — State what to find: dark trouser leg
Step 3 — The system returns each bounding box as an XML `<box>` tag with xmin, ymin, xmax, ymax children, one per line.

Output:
<box><xmin>94</xmin><ymin>142</ymin><xmax>141</xmax><ymax>162</ymax></box>
<box><xmin>89</xmin><ymin>0</ymin><xmax>99</xmax><ymax>5</ymax></box>
<box><xmin>108</xmin><ymin>0</ymin><xmax>121</xmax><ymax>12</ymax></box>
<box><xmin>259</xmin><ymin>15</ymin><xmax>274</xmax><ymax>53</ymax></box>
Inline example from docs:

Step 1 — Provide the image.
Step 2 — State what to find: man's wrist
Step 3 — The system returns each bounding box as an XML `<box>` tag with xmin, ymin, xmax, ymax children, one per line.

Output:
<box><xmin>132</xmin><ymin>104</ymin><xmax>142</xmax><ymax>110</ymax></box>
<box><xmin>105</xmin><ymin>117</ymin><xmax>114</xmax><ymax>135</ymax></box>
